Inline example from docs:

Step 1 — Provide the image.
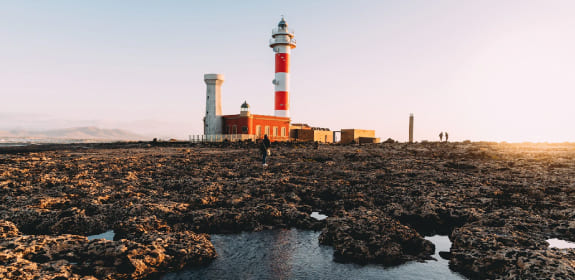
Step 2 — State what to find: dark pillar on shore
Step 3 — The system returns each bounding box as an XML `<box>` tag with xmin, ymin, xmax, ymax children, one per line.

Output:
<box><xmin>409</xmin><ymin>113</ymin><xmax>414</xmax><ymax>143</ymax></box>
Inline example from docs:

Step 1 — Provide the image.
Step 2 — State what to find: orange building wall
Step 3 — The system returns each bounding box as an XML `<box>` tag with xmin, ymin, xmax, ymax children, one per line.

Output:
<box><xmin>222</xmin><ymin>114</ymin><xmax>290</xmax><ymax>141</ymax></box>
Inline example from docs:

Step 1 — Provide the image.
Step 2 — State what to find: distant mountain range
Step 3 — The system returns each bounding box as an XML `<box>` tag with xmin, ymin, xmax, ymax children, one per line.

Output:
<box><xmin>0</xmin><ymin>126</ymin><xmax>146</xmax><ymax>141</ymax></box>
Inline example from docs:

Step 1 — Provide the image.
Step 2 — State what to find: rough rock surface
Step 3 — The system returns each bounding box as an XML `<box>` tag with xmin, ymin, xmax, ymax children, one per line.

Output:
<box><xmin>0</xmin><ymin>219</ymin><xmax>215</xmax><ymax>280</ymax></box>
<box><xmin>319</xmin><ymin>208</ymin><xmax>434</xmax><ymax>265</ymax></box>
<box><xmin>1</xmin><ymin>141</ymin><xmax>574</xmax><ymax>279</ymax></box>
<box><xmin>449</xmin><ymin>208</ymin><xmax>575</xmax><ymax>279</ymax></box>
<box><xmin>0</xmin><ymin>220</ymin><xmax>20</xmax><ymax>238</ymax></box>
<box><xmin>450</xmin><ymin>224</ymin><xmax>575</xmax><ymax>279</ymax></box>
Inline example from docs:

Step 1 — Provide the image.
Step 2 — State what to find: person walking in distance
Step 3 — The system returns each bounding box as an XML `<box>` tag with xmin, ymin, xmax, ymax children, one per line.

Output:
<box><xmin>260</xmin><ymin>134</ymin><xmax>271</xmax><ymax>167</ymax></box>
<box><xmin>445</xmin><ymin>132</ymin><xmax>449</xmax><ymax>142</ymax></box>
<box><xmin>439</xmin><ymin>132</ymin><xmax>444</xmax><ymax>142</ymax></box>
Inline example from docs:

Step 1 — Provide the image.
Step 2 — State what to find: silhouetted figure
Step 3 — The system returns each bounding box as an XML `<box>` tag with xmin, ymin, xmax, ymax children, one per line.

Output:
<box><xmin>445</xmin><ymin>132</ymin><xmax>449</xmax><ymax>142</ymax></box>
<box><xmin>260</xmin><ymin>135</ymin><xmax>271</xmax><ymax>167</ymax></box>
<box><xmin>439</xmin><ymin>132</ymin><xmax>443</xmax><ymax>142</ymax></box>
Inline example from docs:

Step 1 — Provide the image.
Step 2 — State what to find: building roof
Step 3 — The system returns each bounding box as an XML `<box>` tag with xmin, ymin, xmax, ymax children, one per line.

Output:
<box><xmin>222</xmin><ymin>114</ymin><xmax>290</xmax><ymax>121</ymax></box>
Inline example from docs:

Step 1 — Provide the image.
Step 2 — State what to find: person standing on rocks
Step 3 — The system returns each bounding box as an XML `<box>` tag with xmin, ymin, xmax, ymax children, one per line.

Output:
<box><xmin>260</xmin><ymin>134</ymin><xmax>271</xmax><ymax>167</ymax></box>
<box><xmin>439</xmin><ymin>132</ymin><xmax>443</xmax><ymax>142</ymax></box>
<box><xmin>445</xmin><ymin>132</ymin><xmax>449</xmax><ymax>142</ymax></box>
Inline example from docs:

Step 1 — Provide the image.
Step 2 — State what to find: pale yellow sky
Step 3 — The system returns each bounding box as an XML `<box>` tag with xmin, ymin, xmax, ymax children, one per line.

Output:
<box><xmin>1</xmin><ymin>1</ymin><xmax>573</xmax><ymax>142</ymax></box>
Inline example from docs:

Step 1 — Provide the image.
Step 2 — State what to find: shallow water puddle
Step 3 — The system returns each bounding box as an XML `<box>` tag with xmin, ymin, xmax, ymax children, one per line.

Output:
<box><xmin>547</xmin><ymin>238</ymin><xmax>575</xmax><ymax>249</ymax></box>
<box><xmin>87</xmin><ymin>230</ymin><xmax>115</xmax><ymax>241</ymax></box>
<box><xmin>160</xmin><ymin>230</ymin><xmax>464</xmax><ymax>280</ymax></box>
<box><xmin>310</xmin><ymin>212</ymin><xmax>328</xmax><ymax>220</ymax></box>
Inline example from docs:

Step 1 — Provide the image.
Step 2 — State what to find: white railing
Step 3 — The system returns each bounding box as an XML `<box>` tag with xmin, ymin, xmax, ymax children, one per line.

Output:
<box><xmin>269</xmin><ymin>38</ymin><xmax>296</xmax><ymax>47</ymax></box>
<box><xmin>189</xmin><ymin>134</ymin><xmax>291</xmax><ymax>143</ymax></box>
<box><xmin>188</xmin><ymin>134</ymin><xmax>254</xmax><ymax>143</ymax></box>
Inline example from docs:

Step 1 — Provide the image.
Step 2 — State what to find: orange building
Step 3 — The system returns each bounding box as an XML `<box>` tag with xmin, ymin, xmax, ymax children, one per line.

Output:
<box><xmin>222</xmin><ymin>102</ymin><xmax>290</xmax><ymax>141</ymax></box>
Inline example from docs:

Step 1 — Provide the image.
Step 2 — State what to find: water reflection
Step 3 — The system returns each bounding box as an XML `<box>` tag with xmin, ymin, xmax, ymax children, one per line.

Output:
<box><xmin>269</xmin><ymin>230</ymin><xmax>295</xmax><ymax>279</ymax></box>
<box><xmin>87</xmin><ymin>230</ymin><xmax>115</xmax><ymax>241</ymax></box>
<box><xmin>161</xmin><ymin>229</ymin><xmax>465</xmax><ymax>280</ymax></box>
<box><xmin>310</xmin><ymin>212</ymin><xmax>328</xmax><ymax>220</ymax></box>
<box><xmin>547</xmin><ymin>238</ymin><xmax>575</xmax><ymax>249</ymax></box>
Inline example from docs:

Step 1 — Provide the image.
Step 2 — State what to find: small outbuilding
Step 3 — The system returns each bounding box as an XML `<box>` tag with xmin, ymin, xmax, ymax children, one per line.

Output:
<box><xmin>340</xmin><ymin>129</ymin><xmax>379</xmax><ymax>144</ymax></box>
<box><xmin>290</xmin><ymin>124</ymin><xmax>333</xmax><ymax>143</ymax></box>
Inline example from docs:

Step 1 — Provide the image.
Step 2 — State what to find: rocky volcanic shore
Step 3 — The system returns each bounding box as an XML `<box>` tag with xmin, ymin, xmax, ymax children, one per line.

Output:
<box><xmin>0</xmin><ymin>141</ymin><xmax>574</xmax><ymax>279</ymax></box>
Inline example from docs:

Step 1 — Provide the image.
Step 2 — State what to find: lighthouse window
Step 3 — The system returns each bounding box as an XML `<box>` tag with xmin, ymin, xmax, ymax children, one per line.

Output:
<box><xmin>281</xmin><ymin>127</ymin><xmax>286</xmax><ymax>137</ymax></box>
<box><xmin>273</xmin><ymin>127</ymin><xmax>278</xmax><ymax>137</ymax></box>
<box><xmin>265</xmin><ymin>126</ymin><xmax>270</xmax><ymax>136</ymax></box>
<box><xmin>242</xmin><ymin>126</ymin><xmax>248</xmax><ymax>133</ymax></box>
<box><xmin>232</xmin><ymin>125</ymin><xmax>237</xmax><ymax>134</ymax></box>
<box><xmin>256</xmin><ymin>125</ymin><xmax>261</xmax><ymax>136</ymax></box>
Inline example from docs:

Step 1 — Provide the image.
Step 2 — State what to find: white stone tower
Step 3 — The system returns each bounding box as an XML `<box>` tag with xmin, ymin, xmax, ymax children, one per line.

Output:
<box><xmin>204</xmin><ymin>73</ymin><xmax>224</xmax><ymax>135</ymax></box>
<box><xmin>270</xmin><ymin>17</ymin><xmax>296</xmax><ymax>117</ymax></box>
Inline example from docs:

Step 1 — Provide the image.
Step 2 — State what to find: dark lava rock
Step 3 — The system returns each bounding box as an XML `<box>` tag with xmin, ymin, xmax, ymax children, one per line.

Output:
<box><xmin>319</xmin><ymin>208</ymin><xmax>434</xmax><ymax>265</ymax></box>
<box><xmin>74</xmin><ymin>230</ymin><xmax>216</xmax><ymax>279</ymax></box>
<box><xmin>50</xmin><ymin>207</ymin><xmax>109</xmax><ymax>236</ymax></box>
<box><xmin>0</xmin><ymin>231</ymin><xmax>93</xmax><ymax>279</ymax></box>
<box><xmin>0</xmin><ymin>220</ymin><xmax>20</xmax><ymax>238</ymax></box>
<box><xmin>181</xmin><ymin>204</ymin><xmax>323</xmax><ymax>234</ymax></box>
<box><xmin>438</xmin><ymin>251</ymin><xmax>451</xmax><ymax>260</ymax></box>
<box><xmin>449</xmin><ymin>218</ymin><xmax>575</xmax><ymax>279</ymax></box>
<box><xmin>1</xmin><ymin>142</ymin><xmax>574</xmax><ymax>279</ymax></box>
<box><xmin>444</xmin><ymin>161</ymin><xmax>477</xmax><ymax>170</ymax></box>
<box><xmin>0</xmin><ymin>220</ymin><xmax>216</xmax><ymax>279</ymax></box>
<box><xmin>113</xmin><ymin>215</ymin><xmax>172</xmax><ymax>240</ymax></box>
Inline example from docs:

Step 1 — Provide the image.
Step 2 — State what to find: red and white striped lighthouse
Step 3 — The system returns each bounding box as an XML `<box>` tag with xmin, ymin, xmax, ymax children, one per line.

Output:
<box><xmin>270</xmin><ymin>17</ymin><xmax>296</xmax><ymax>117</ymax></box>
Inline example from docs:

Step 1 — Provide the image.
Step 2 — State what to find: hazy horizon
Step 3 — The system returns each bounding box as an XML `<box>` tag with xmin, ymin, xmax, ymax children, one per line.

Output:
<box><xmin>2</xmin><ymin>1</ymin><xmax>574</xmax><ymax>142</ymax></box>
<box><xmin>0</xmin><ymin>113</ymin><xmax>189</xmax><ymax>139</ymax></box>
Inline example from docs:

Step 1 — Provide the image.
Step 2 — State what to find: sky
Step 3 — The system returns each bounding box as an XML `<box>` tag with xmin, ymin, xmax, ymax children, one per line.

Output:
<box><xmin>1</xmin><ymin>0</ymin><xmax>574</xmax><ymax>142</ymax></box>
